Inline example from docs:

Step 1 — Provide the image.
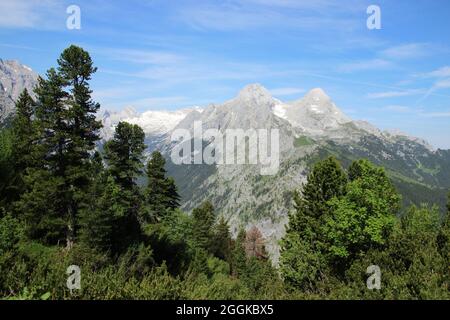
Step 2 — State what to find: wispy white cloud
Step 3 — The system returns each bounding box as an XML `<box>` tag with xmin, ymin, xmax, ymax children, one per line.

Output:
<box><xmin>419</xmin><ymin>66</ymin><xmax>450</xmax><ymax>78</ymax></box>
<box><xmin>380</xmin><ymin>43</ymin><xmax>430</xmax><ymax>59</ymax></box>
<box><xmin>367</xmin><ymin>89</ymin><xmax>424</xmax><ymax>99</ymax></box>
<box><xmin>176</xmin><ymin>1</ymin><xmax>358</xmax><ymax>31</ymax></box>
<box><xmin>434</xmin><ymin>78</ymin><xmax>450</xmax><ymax>89</ymax></box>
<box><xmin>382</xmin><ymin>105</ymin><xmax>413</xmax><ymax>113</ymax></box>
<box><xmin>95</xmin><ymin>48</ymin><xmax>184</xmax><ymax>65</ymax></box>
<box><xmin>337</xmin><ymin>59</ymin><xmax>392</xmax><ymax>73</ymax></box>
<box><xmin>0</xmin><ymin>0</ymin><xmax>63</xmax><ymax>29</ymax></box>
<box><xmin>419</xmin><ymin>111</ymin><xmax>450</xmax><ymax>118</ymax></box>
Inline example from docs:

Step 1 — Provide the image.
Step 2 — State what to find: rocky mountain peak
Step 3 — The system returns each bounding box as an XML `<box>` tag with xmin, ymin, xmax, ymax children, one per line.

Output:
<box><xmin>236</xmin><ymin>83</ymin><xmax>273</xmax><ymax>104</ymax></box>
<box><xmin>0</xmin><ymin>59</ymin><xmax>38</xmax><ymax>123</ymax></box>
<box><xmin>304</xmin><ymin>87</ymin><xmax>330</xmax><ymax>101</ymax></box>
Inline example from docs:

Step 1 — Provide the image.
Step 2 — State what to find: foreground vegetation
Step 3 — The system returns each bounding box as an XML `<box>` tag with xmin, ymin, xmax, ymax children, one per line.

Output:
<box><xmin>0</xmin><ymin>46</ymin><xmax>448</xmax><ymax>299</ymax></box>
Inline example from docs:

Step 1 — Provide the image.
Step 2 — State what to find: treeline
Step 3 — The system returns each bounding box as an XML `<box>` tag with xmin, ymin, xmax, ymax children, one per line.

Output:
<box><xmin>0</xmin><ymin>46</ymin><xmax>449</xmax><ymax>299</ymax></box>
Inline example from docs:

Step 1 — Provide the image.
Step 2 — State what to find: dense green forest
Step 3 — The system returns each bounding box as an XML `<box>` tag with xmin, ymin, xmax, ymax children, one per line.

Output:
<box><xmin>0</xmin><ymin>46</ymin><xmax>449</xmax><ymax>300</ymax></box>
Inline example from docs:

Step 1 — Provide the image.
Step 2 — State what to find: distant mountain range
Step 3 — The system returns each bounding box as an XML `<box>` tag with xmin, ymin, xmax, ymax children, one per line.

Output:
<box><xmin>2</xmin><ymin>59</ymin><xmax>449</xmax><ymax>262</ymax></box>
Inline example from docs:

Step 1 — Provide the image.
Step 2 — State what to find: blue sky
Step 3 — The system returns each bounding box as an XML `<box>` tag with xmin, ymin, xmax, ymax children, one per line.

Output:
<box><xmin>1</xmin><ymin>0</ymin><xmax>450</xmax><ymax>148</ymax></box>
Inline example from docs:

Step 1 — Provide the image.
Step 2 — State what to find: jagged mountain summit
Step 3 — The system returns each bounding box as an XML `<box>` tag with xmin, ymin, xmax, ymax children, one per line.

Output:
<box><xmin>0</xmin><ymin>59</ymin><xmax>38</xmax><ymax>123</ymax></box>
<box><xmin>280</xmin><ymin>88</ymin><xmax>352</xmax><ymax>135</ymax></box>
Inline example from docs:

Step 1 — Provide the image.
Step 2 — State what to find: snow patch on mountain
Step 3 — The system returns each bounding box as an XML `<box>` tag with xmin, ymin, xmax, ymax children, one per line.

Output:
<box><xmin>99</xmin><ymin>106</ymin><xmax>202</xmax><ymax>141</ymax></box>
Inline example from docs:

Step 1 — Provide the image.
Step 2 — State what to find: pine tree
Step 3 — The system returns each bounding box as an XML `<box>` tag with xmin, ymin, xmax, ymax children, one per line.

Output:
<box><xmin>212</xmin><ymin>216</ymin><xmax>232</xmax><ymax>261</ymax></box>
<box><xmin>288</xmin><ymin>156</ymin><xmax>347</xmax><ymax>239</ymax></box>
<box><xmin>192</xmin><ymin>201</ymin><xmax>215</xmax><ymax>252</ymax></box>
<box><xmin>58</xmin><ymin>46</ymin><xmax>102</xmax><ymax>249</ymax></box>
<box><xmin>16</xmin><ymin>46</ymin><xmax>102</xmax><ymax>248</ymax></box>
<box><xmin>16</xmin><ymin>69</ymin><xmax>69</xmax><ymax>244</ymax></box>
<box><xmin>11</xmin><ymin>89</ymin><xmax>35</xmax><ymax>173</ymax></box>
<box><xmin>164</xmin><ymin>177</ymin><xmax>180</xmax><ymax>211</ymax></box>
<box><xmin>231</xmin><ymin>228</ymin><xmax>247</xmax><ymax>277</ymax></box>
<box><xmin>104</xmin><ymin>121</ymin><xmax>145</xmax><ymax>190</ymax></box>
<box><xmin>0</xmin><ymin>90</ymin><xmax>36</xmax><ymax>210</ymax></box>
<box><xmin>103</xmin><ymin>121</ymin><xmax>146</xmax><ymax>251</ymax></box>
<box><xmin>145</xmin><ymin>151</ymin><xmax>180</xmax><ymax>222</ymax></box>
<box><xmin>0</xmin><ymin>129</ymin><xmax>15</xmax><ymax>209</ymax></box>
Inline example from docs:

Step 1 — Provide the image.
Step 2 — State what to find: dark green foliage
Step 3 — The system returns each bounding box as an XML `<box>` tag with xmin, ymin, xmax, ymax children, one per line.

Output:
<box><xmin>145</xmin><ymin>151</ymin><xmax>180</xmax><ymax>222</ymax></box>
<box><xmin>145</xmin><ymin>210</ymin><xmax>192</xmax><ymax>275</ymax></box>
<box><xmin>447</xmin><ymin>192</ymin><xmax>450</xmax><ymax>214</ymax></box>
<box><xmin>103</xmin><ymin>121</ymin><xmax>146</xmax><ymax>251</ymax></box>
<box><xmin>325</xmin><ymin>160</ymin><xmax>400</xmax><ymax>261</ymax></box>
<box><xmin>211</xmin><ymin>217</ymin><xmax>232</xmax><ymax>262</ymax></box>
<box><xmin>0</xmin><ymin>90</ymin><xmax>36</xmax><ymax>210</ymax></box>
<box><xmin>231</xmin><ymin>228</ymin><xmax>247</xmax><ymax>277</ymax></box>
<box><xmin>288</xmin><ymin>156</ymin><xmax>347</xmax><ymax>236</ymax></box>
<box><xmin>280</xmin><ymin>156</ymin><xmax>346</xmax><ymax>290</ymax></box>
<box><xmin>280</xmin><ymin>157</ymin><xmax>448</xmax><ymax>299</ymax></box>
<box><xmin>15</xmin><ymin>46</ymin><xmax>102</xmax><ymax>249</ymax></box>
<box><xmin>0</xmin><ymin>213</ymin><xmax>23</xmax><ymax>256</ymax></box>
<box><xmin>0</xmin><ymin>129</ymin><xmax>14</xmax><ymax>209</ymax></box>
<box><xmin>104</xmin><ymin>121</ymin><xmax>145</xmax><ymax>190</ymax></box>
<box><xmin>192</xmin><ymin>201</ymin><xmax>215</xmax><ymax>252</ymax></box>
<box><xmin>79</xmin><ymin>175</ymin><xmax>122</xmax><ymax>253</ymax></box>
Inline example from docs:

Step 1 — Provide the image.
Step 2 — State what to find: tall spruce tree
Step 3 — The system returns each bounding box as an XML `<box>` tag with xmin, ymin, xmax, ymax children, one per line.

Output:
<box><xmin>145</xmin><ymin>151</ymin><xmax>180</xmax><ymax>222</ymax></box>
<box><xmin>289</xmin><ymin>156</ymin><xmax>347</xmax><ymax>235</ymax></box>
<box><xmin>11</xmin><ymin>89</ymin><xmax>35</xmax><ymax>174</ymax></box>
<box><xmin>0</xmin><ymin>129</ymin><xmax>14</xmax><ymax>210</ymax></box>
<box><xmin>212</xmin><ymin>216</ymin><xmax>232</xmax><ymax>261</ymax></box>
<box><xmin>192</xmin><ymin>201</ymin><xmax>215</xmax><ymax>252</ymax></box>
<box><xmin>103</xmin><ymin>121</ymin><xmax>146</xmax><ymax>251</ymax></box>
<box><xmin>16</xmin><ymin>46</ymin><xmax>102</xmax><ymax>248</ymax></box>
<box><xmin>16</xmin><ymin>68</ymin><xmax>69</xmax><ymax>244</ymax></box>
<box><xmin>0</xmin><ymin>89</ymin><xmax>36</xmax><ymax>209</ymax></box>
<box><xmin>104</xmin><ymin>121</ymin><xmax>145</xmax><ymax>189</ymax></box>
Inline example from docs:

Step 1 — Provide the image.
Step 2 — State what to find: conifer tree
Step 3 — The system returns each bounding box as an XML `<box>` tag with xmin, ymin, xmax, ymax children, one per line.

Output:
<box><xmin>0</xmin><ymin>90</ymin><xmax>36</xmax><ymax>210</ymax></box>
<box><xmin>0</xmin><ymin>129</ymin><xmax>14</xmax><ymax>209</ymax></box>
<box><xmin>231</xmin><ymin>228</ymin><xmax>247</xmax><ymax>277</ymax></box>
<box><xmin>289</xmin><ymin>156</ymin><xmax>347</xmax><ymax>237</ymax></box>
<box><xmin>17</xmin><ymin>46</ymin><xmax>102</xmax><ymax>248</ymax></box>
<box><xmin>104</xmin><ymin>121</ymin><xmax>145</xmax><ymax>190</ymax></box>
<box><xmin>145</xmin><ymin>151</ymin><xmax>180</xmax><ymax>222</ymax></box>
<box><xmin>103</xmin><ymin>121</ymin><xmax>146</xmax><ymax>250</ymax></box>
<box><xmin>212</xmin><ymin>216</ymin><xmax>232</xmax><ymax>261</ymax></box>
<box><xmin>17</xmin><ymin>69</ymin><xmax>69</xmax><ymax>244</ymax></box>
<box><xmin>192</xmin><ymin>201</ymin><xmax>215</xmax><ymax>252</ymax></box>
<box><xmin>11</xmin><ymin>89</ymin><xmax>35</xmax><ymax>173</ymax></box>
